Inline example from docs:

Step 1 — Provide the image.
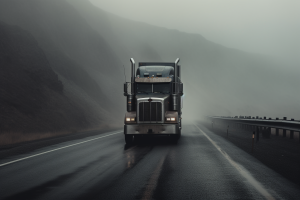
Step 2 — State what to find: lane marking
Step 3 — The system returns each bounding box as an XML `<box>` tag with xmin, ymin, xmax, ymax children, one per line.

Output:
<box><xmin>0</xmin><ymin>131</ymin><xmax>122</xmax><ymax>167</ymax></box>
<box><xmin>194</xmin><ymin>124</ymin><xmax>276</xmax><ymax>200</ymax></box>
<box><xmin>142</xmin><ymin>155</ymin><xmax>166</xmax><ymax>200</ymax></box>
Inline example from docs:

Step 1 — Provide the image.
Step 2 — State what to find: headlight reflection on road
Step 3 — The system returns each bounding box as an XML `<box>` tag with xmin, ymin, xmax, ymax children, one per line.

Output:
<box><xmin>126</xmin><ymin>150</ymin><xmax>136</xmax><ymax>169</ymax></box>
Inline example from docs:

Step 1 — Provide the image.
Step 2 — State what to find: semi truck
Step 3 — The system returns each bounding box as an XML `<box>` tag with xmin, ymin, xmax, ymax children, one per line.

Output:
<box><xmin>123</xmin><ymin>58</ymin><xmax>184</xmax><ymax>144</ymax></box>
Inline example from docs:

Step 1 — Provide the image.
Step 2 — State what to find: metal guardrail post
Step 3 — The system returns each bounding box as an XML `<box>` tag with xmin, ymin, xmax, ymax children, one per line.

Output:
<box><xmin>252</xmin><ymin>131</ymin><xmax>255</xmax><ymax>152</ymax></box>
<box><xmin>290</xmin><ymin>130</ymin><xmax>294</xmax><ymax>139</ymax></box>
<box><xmin>283</xmin><ymin>117</ymin><xmax>287</xmax><ymax>137</ymax></box>
<box><xmin>227</xmin><ymin>125</ymin><xmax>229</xmax><ymax>137</ymax></box>
<box><xmin>256</xmin><ymin>126</ymin><xmax>260</xmax><ymax>142</ymax></box>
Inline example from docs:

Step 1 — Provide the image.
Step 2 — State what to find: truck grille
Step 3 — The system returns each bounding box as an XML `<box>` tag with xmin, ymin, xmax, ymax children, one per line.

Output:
<box><xmin>139</xmin><ymin>102</ymin><xmax>162</xmax><ymax>122</ymax></box>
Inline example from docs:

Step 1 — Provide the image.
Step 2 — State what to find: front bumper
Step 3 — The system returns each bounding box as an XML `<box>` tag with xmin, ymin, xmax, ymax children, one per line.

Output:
<box><xmin>124</xmin><ymin>124</ymin><xmax>179</xmax><ymax>135</ymax></box>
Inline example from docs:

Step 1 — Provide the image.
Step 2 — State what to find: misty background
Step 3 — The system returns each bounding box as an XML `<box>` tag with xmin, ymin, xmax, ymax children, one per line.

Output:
<box><xmin>90</xmin><ymin>0</ymin><xmax>300</xmax><ymax>64</ymax></box>
<box><xmin>0</xmin><ymin>0</ymin><xmax>299</xmax><ymax>135</ymax></box>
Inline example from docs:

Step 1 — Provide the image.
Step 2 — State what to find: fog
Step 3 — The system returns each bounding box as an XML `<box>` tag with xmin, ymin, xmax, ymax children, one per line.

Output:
<box><xmin>90</xmin><ymin>0</ymin><xmax>300</xmax><ymax>64</ymax></box>
<box><xmin>1</xmin><ymin>0</ymin><xmax>300</xmax><ymax>134</ymax></box>
<box><xmin>86</xmin><ymin>0</ymin><xmax>300</xmax><ymax>120</ymax></box>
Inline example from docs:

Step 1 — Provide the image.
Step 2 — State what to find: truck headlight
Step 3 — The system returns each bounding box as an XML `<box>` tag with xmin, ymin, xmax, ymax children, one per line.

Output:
<box><xmin>166</xmin><ymin>117</ymin><xmax>176</xmax><ymax>121</ymax></box>
<box><xmin>126</xmin><ymin>117</ymin><xmax>135</xmax><ymax>122</ymax></box>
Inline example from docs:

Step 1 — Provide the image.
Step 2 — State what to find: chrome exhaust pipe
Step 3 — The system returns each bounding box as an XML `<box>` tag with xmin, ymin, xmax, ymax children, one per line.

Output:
<box><xmin>127</xmin><ymin>58</ymin><xmax>136</xmax><ymax>112</ymax></box>
<box><xmin>174</xmin><ymin>58</ymin><xmax>180</xmax><ymax>90</ymax></box>
<box><xmin>172</xmin><ymin>58</ymin><xmax>180</xmax><ymax>111</ymax></box>
<box><xmin>130</xmin><ymin>58</ymin><xmax>135</xmax><ymax>94</ymax></box>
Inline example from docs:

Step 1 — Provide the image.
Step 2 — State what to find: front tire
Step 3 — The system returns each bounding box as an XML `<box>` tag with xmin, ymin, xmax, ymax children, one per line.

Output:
<box><xmin>171</xmin><ymin>126</ymin><xmax>181</xmax><ymax>142</ymax></box>
<box><xmin>125</xmin><ymin>135</ymin><xmax>134</xmax><ymax>144</ymax></box>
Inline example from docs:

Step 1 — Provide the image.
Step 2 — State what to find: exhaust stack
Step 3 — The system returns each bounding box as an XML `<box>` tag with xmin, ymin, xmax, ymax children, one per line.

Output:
<box><xmin>174</xmin><ymin>58</ymin><xmax>180</xmax><ymax>92</ymax></box>
<box><xmin>130</xmin><ymin>58</ymin><xmax>135</xmax><ymax>94</ymax></box>
<box><xmin>172</xmin><ymin>58</ymin><xmax>180</xmax><ymax>111</ymax></box>
<box><xmin>127</xmin><ymin>58</ymin><xmax>136</xmax><ymax>112</ymax></box>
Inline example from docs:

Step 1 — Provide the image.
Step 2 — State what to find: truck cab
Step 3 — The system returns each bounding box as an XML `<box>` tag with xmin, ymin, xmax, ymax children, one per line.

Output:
<box><xmin>123</xmin><ymin>58</ymin><xmax>183</xmax><ymax>144</ymax></box>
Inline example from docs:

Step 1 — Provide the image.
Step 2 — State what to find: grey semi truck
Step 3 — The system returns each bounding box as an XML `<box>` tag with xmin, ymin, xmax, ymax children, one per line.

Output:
<box><xmin>123</xmin><ymin>58</ymin><xmax>183</xmax><ymax>144</ymax></box>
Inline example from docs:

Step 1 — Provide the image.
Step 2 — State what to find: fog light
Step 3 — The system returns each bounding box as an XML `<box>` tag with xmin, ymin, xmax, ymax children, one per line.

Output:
<box><xmin>126</xmin><ymin>118</ymin><xmax>130</xmax><ymax>121</ymax></box>
<box><xmin>171</xmin><ymin>118</ymin><xmax>175</xmax><ymax>121</ymax></box>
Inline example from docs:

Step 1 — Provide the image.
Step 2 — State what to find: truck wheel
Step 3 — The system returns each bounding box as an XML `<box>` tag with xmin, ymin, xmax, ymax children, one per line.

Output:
<box><xmin>171</xmin><ymin>134</ymin><xmax>180</xmax><ymax>142</ymax></box>
<box><xmin>134</xmin><ymin>135</ymin><xmax>142</xmax><ymax>143</ymax></box>
<box><xmin>125</xmin><ymin>135</ymin><xmax>134</xmax><ymax>144</ymax></box>
<box><xmin>176</xmin><ymin>126</ymin><xmax>181</xmax><ymax>139</ymax></box>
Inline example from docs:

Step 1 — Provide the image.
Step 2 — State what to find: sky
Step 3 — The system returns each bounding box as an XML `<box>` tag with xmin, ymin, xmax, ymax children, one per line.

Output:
<box><xmin>90</xmin><ymin>0</ymin><xmax>299</xmax><ymax>63</ymax></box>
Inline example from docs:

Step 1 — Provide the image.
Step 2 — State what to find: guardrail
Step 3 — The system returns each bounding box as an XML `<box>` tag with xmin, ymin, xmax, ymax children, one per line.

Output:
<box><xmin>208</xmin><ymin>116</ymin><xmax>300</xmax><ymax>144</ymax></box>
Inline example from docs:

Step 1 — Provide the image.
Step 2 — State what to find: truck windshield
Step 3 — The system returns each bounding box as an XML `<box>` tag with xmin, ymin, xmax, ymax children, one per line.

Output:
<box><xmin>136</xmin><ymin>83</ymin><xmax>171</xmax><ymax>94</ymax></box>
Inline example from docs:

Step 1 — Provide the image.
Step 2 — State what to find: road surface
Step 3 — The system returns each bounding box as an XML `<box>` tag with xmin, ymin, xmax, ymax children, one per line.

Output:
<box><xmin>0</xmin><ymin>124</ymin><xmax>299</xmax><ymax>200</ymax></box>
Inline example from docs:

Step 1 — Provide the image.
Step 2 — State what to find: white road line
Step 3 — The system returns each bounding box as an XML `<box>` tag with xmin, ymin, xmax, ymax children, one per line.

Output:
<box><xmin>194</xmin><ymin>124</ymin><xmax>276</xmax><ymax>200</ymax></box>
<box><xmin>0</xmin><ymin>131</ymin><xmax>122</xmax><ymax>167</ymax></box>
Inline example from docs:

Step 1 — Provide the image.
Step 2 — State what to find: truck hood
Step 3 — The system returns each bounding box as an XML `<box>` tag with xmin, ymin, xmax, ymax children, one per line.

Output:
<box><xmin>136</xmin><ymin>94</ymin><xmax>169</xmax><ymax>101</ymax></box>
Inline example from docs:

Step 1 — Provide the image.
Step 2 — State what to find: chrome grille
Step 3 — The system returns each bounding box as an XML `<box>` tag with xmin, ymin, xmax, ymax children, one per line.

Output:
<box><xmin>139</xmin><ymin>102</ymin><xmax>162</xmax><ymax>122</ymax></box>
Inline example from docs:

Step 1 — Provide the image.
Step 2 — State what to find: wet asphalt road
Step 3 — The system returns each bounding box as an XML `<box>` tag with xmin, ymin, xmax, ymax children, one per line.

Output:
<box><xmin>0</xmin><ymin>124</ymin><xmax>299</xmax><ymax>200</ymax></box>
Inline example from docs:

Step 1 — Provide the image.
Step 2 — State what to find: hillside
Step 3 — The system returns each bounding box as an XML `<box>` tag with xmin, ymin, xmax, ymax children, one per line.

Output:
<box><xmin>0</xmin><ymin>0</ymin><xmax>125</xmax><ymax>130</ymax></box>
<box><xmin>0</xmin><ymin>21</ymin><xmax>88</xmax><ymax>133</ymax></box>
<box><xmin>70</xmin><ymin>0</ymin><xmax>300</xmax><ymax>119</ymax></box>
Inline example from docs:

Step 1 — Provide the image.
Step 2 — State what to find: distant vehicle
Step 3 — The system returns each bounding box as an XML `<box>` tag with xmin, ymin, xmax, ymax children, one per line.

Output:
<box><xmin>123</xmin><ymin>58</ymin><xmax>184</xmax><ymax>144</ymax></box>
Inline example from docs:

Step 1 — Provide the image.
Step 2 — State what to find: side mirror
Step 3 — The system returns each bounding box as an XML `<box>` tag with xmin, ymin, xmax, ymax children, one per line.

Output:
<box><xmin>124</xmin><ymin>83</ymin><xmax>128</xmax><ymax>96</ymax></box>
<box><xmin>179</xmin><ymin>83</ymin><xmax>183</xmax><ymax>95</ymax></box>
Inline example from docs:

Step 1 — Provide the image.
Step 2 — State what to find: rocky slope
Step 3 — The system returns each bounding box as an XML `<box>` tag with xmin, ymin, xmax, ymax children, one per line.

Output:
<box><xmin>0</xmin><ymin>0</ymin><xmax>125</xmax><ymax>134</ymax></box>
<box><xmin>0</xmin><ymin>21</ymin><xmax>88</xmax><ymax>133</ymax></box>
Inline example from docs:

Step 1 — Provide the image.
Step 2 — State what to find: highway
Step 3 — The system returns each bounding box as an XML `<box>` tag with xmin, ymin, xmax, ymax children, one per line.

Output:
<box><xmin>0</xmin><ymin>124</ymin><xmax>299</xmax><ymax>200</ymax></box>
